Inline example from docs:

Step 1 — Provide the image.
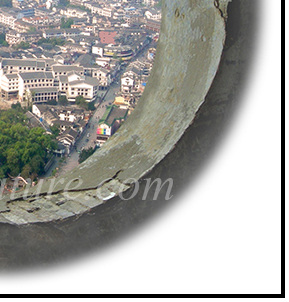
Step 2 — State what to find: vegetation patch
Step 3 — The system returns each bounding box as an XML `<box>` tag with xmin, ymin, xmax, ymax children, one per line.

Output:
<box><xmin>0</xmin><ymin>105</ymin><xmax>57</xmax><ymax>179</ymax></box>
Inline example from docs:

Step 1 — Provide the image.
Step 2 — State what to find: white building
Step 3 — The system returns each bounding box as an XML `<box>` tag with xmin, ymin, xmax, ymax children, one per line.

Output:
<box><xmin>90</xmin><ymin>5</ymin><xmax>113</xmax><ymax>18</ymax></box>
<box><xmin>60</xmin><ymin>8</ymin><xmax>87</xmax><ymax>19</ymax></box>
<box><xmin>58</xmin><ymin>71</ymin><xmax>99</xmax><ymax>102</ymax></box>
<box><xmin>0</xmin><ymin>9</ymin><xmax>17</xmax><ymax>30</ymax></box>
<box><xmin>121</xmin><ymin>70</ymin><xmax>141</xmax><ymax>93</ymax></box>
<box><xmin>0</xmin><ymin>59</ymin><xmax>46</xmax><ymax>75</ymax></box>
<box><xmin>145</xmin><ymin>8</ymin><xmax>162</xmax><ymax>21</ymax></box>
<box><xmin>0</xmin><ymin>73</ymin><xmax>19</xmax><ymax>100</ymax></box>
<box><xmin>18</xmin><ymin>71</ymin><xmax>55</xmax><ymax>101</ymax></box>
<box><xmin>67</xmin><ymin>75</ymin><xmax>99</xmax><ymax>102</ymax></box>
<box><xmin>52</xmin><ymin>64</ymin><xmax>84</xmax><ymax>77</ymax></box>
<box><xmin>142</xmin><ymin>0</ymin><xmax>157</xmax><ymax>6</ymax></box>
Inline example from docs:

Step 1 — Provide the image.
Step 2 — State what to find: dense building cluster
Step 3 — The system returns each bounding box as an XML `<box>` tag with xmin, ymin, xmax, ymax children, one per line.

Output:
<box><xmin>0</xmin><ymin>0</ymin><xmax>161</xmax><ymax>176</ymax></box>
<box><xmin>0</xmin><ymin>0</ymin><xmax>161</xmax><ymax>104</ymax></box>
<box><xmin>32</xmin><ymin>103</ymin><xmax>90</xmax><ymax>153</ymax></box>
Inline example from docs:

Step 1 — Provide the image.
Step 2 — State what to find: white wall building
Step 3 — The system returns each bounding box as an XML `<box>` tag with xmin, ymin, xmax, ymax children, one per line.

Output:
<box><xmin>18</xmin><ymin>71</ymin><xmax>55</xmax><ymax>101</ymax></box>
<box><xmin>145</xmin><ymin>8</ymin><xmax>162</xmax><ymax>21</ymax></box>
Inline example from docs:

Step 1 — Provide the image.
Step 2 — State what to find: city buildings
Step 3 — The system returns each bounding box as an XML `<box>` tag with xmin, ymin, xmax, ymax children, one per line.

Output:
<box><xmin>96</xmin><ymin>104</ymin><xmax>128</xmax><ymax>146</ymax></box>
<box><xmin>32</xmin><ymin>103</ymin><xmax>90</xmax><ymax>153</ymax></box>
<box><xmin>0</xmin><ymin>0</ymin><xmax>161</xmax><ymax>152</ymax></box>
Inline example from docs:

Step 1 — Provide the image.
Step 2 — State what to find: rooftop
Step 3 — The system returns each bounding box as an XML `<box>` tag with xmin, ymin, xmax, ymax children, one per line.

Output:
<box><xmin>52</xmin><ymin>65</ymin><xmax>84</xmax><ymax>73</ymax></box>
<box><xmin>1</xmin><ymin>59</ymin><xmax>46</xmax><ymax>68</ymax></box>
<box><xmin>99</xmin><ymin>105</ymin><xmax>128</xmax><ymax>127</ymax></box>
<box><xmin>69</xmin><ymin>76</ymin><xmax>99</xmax><ymax>87</ymax></box>
<box><xmin>19</xmin><ymin>71</ymin><xmax>54</xmax><ymax>80</ymax></box>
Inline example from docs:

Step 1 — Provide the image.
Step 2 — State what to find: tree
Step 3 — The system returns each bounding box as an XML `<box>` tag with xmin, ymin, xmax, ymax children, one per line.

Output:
<box><xmin>0</xmin><ymin>32</ymin><xmax>8</xmax><ymax>46</ymax></box>
<box><xmin>29</xmin><ymin>155</ymin><xmax>44</xmax><ymax>175</ymax></box>
<box><xmin>50</xmin><ymin>124</ymin><xmax>60</xmax><ymax>139</ymax></box>
<box><xmin>6</xmin><ymin>148</ymin><xmax>21</xmax><ymax>176</ymax></box>
<box><xmin>75</xmin><ymin>96</ymin><xmax>95</xmax><ymax>111</ymax></box>
<box><xmin>0</xmin><ymin>167</ymin><xmax>5</xmax><ymax>180</ymax></box>
<box><xmin>0</xmin><ymin>108</ymin><xmax>56</xmax><ymax>178</ymax></box>
<box><xmin>154</xmin><ymin>0</ymin><xmax>162</xmax><ymax>8</ymax></box>
<box><xmin>47</xmin><ymin>99</ymin><xmax>58</xmax><ymax>105</ymax></box>
<box><xmin>21</xmin><ymin>164</ymin><xmax>32</xmax><ymax>179</ymax></box>
<box><xmin>13</xmin><ymin>41</ymin><xmax>30</xmax><ymax>50</ymax></box>
<box><xmin>61</xmin><ymin>17</ymin><xmax>74</xmax><ymax>29</ymax></box>
<box><xmin>78</xmin><ymin>147</ymin><xmax>98</xmax><ymax>164</ymax></box>
<box><xmin>11</xmin><ymin>102</ymin><xmax>22</xmax><ymax>110</ymax></box>
<box><xmin>58</xmin><ymin>95</ymin><xmax>68</xmax><ymax>106</ymax></box>
<box><xmin>88</xmin><ymin>102</ymin><xmax>95</xmax><ymax>111</ymax></box>
<box><xmin>28</xmin><ymin>26</ymin><xmax>36</xmax><ymax>33</ymax></box>
<box><xmin>75</xmin><ymin>95</ymin><xmax>88</xmax><ymax>110</ymax></box>
<box><xmin>24</xmin><ymin>89</ymin><xmax>32</xmax><ymax>108</ymax></box>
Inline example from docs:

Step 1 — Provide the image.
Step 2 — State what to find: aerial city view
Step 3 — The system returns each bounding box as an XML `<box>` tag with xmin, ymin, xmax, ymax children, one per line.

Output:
<box><xmin>0</xmin><ymin>0</ymin><xmax>161</xmax><ymax>194</ymax></box>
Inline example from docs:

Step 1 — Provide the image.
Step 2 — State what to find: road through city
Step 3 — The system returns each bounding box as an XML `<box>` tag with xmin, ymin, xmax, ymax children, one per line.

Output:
<box><xmin>56</xmin><ymin>81</ymin><xmax>121</xmax><ymax>176</ymax></box>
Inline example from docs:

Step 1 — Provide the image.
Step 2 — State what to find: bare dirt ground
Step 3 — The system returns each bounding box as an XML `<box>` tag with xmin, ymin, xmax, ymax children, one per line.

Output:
<box><xmin>0</xmin><ymin>100</ymin><xmax>11</xmax><ymax>110</ymax></box>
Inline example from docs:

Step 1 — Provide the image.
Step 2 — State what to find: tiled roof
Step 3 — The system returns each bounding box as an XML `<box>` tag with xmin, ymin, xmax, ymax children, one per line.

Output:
<box><xmin>52</xmin><ymin>65</ymin><xmax>84</xmax><ymax>73</ymax></box>
<box><xmin>1</xmin><ymin>59</ymin><xmax>46</xmax><ymax>68</ymax></box>
<box><xmin>99</xmin><ymin>105</ymin><xmax>128</xmax><ymax>127</ymax></box>
<box><xmin>19</xmin><ymin>71</ymin><xmax>53</xmax><ymax>80</ymax></box>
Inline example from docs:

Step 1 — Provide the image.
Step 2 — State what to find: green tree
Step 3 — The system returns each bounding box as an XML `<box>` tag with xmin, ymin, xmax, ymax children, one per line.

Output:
<box><xmin>61</xmin><ymin>17</ymin><xmax>74</xmax><ymax>29</ymax></box>
<box><xmin>0</xmin><ymin>32</ymin><xmax>8</xmax><ymax>46</ymax></box>
<box><xmin>29</xmin><ymin>155</ymin><xmax>45</xmax><ymax>175</ymax></box>
<box><xmin>154</xmin><ymin>0</ymin><xmax>162</xmax><ymax>8</ymax></box>
<box><xmin>0</xmin><ymin>108</ymin><xmax>56</xmax><ymax>178</ymax></box>
<box><xmin>88</xmin><ymin>102</ymin><xmax>95</xmax><ymax>111</ymax></box>
<box><xmin>28</xmin><ymin>26</ymin><xmax>36</xmax><ymax>33</ymax></box>
<box><xmin>21</xmin><ymin>164</ymin><xmax>32</xmax><ymax>179</ymax></box>
<box><xmin>78</xmin><ymin>147</ymin><xmax>98</xmax><ymax>164</ymax></box>
<box><xmin>47</xmin><ymin>99</ymin><xmax>58</xmax><ymax>105</ymax></box>
<box><xmin>37</xmin><ymin>37</ymin><xmax>65</xmax><ymax>47</ymax></box>
<box><xmin>11</xmin><ymin>102</ymin><xmax>22</xmax><ymax>110</ymax></box>
<box><xmin>0</xmin><ymin>167</ymin><xmax>6</xmax><ymax>179</ymax></box>
<box><xmin>50</xmin><ymin>124</ymin><xmax>60</xmax><ymax>138</ymax></box>
<box><xmin>13</xmin><ymin>41</ymin><xmax>30</xmax><ymax>50</ymax></box>
<box><xmin>6</xmin><ymin>148</ymin><xmax>21</xmax><ymax>176</ymax></box>
<box><xmin>75</xmin><ymin>95</ymin><xmax>88</xmax><ymax>110</ymax></box>
<box><xmin>58</xmin><ymin>95</ymin><xmax>68</xmax><ymax>106</ymax></box>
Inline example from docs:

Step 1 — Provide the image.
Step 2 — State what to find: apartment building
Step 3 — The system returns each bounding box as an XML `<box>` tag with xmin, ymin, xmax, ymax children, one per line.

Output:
<box><xmin>0</xmin><ymin>8</ymin><xmax>18</xmax><ymax>30</ymax></box>
<box><xmin>0</xmin><ymin>73</ymin><xmax>19</xmax><ymax>100</ymax></box>
<box><xmin>60</xmin><ymin>8</ymin><xmax>87</xmax><ymax>19</ymax></box>
<box><xmin>90</xmin><ymin>5</ymin><xmax>114</xmax><ymax>18</ymax></box>
<box><xmin>145</xmin><ymin>8</ymin><xmax>162</xmax><ymax>21</ymax></box>
<box><xmin>91</xmin><ymin>67</ymin><xmax>111</xmax><ymax>90</ymax></box>
<box><xmin>121</xmin><ymin>68</ymin><xmax>142</xmax><ymax>93</ymax></box>
<box><xmin>43</xmin><ymin>28</ymin><xmax>81</xmax><ymax>39</ymax></box>
<box><xmin>52</xmin><ymin>64</ymin><xmax>84</xmax><ymax>77</ymax></box>
<box><xmin>5</xmin><ymin>30</ymin><xmax>43</xmax><ymax>45</ymax></box>
<box><xmin>0</xmin><ymin>59</ymin><xmax>46</xmax><ymax>75</ymax></box>
<box><xmin>67</xmin><ymin>74</ymin><xmax>99</xmax><ymax>102</ymax></box>
<box><xmin>18</xmin><ymin>71</ymin><xmax>55</xmax><ymax>101</ymax></box>
<box><xmin>30</xmin><ymin>87</ymin><xmax>58</xmax><ymax>103</ymax></box>
<box><xmin>57</xmin><ymin>70</ymin><xmax>99</xmax><ymax>102</ymax></box>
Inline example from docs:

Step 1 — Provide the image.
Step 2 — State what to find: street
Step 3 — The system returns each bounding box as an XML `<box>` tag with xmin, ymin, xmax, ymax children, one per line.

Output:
<box><xmin>56</xmin><ymin>82</ymin><xmax>121</xmax><ymax>176</ymax></box>
<box><xmin>53</xmin><ymin>41</ymin><xmax>154</xmax><ymax>177</ymax></box>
